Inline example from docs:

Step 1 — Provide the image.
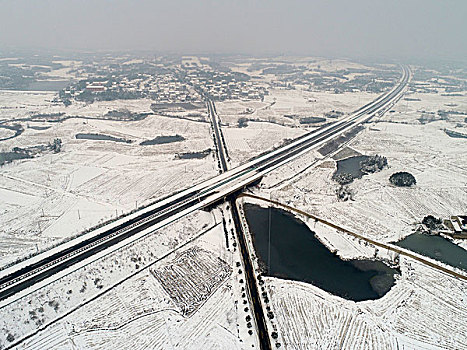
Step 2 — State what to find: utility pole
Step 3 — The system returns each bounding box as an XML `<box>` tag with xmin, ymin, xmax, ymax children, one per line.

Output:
<box><xmin>77</xmin><ymin>209</ymin><xmax>81</xmax><ymax>220</ymax></box>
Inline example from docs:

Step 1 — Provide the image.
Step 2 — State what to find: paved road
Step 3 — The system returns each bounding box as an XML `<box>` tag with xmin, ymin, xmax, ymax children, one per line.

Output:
<box><xmin>207</xmin><ymin>98</ymin><xmax>272</xmax><ymax>349</ymax></box>
<box><xmin>207</xmin><ymin>100</ymin><xmax>228</xmax><ymax>172</ymax></box>
<box><xmin>230</xmin><ymin>198</ymin><xmax>272</xmax><ymax>350</ymax></box>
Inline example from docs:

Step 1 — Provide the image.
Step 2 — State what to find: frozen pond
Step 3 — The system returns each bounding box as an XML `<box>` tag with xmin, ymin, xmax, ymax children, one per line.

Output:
<box><xmin>177</xmin><ymin>149</ymin><xmax>211</xmax><ymax>159</ymax></box>
<box><xmin>244</xmin><ymin>204</ymin><xmax>398</xmax><ymax>301</ymax></box>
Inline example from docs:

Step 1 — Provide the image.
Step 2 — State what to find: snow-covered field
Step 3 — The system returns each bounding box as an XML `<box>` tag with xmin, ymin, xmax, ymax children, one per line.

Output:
<box><xmin>216</xmin><ymin>90</ymin><xmax>378</xmax><ymax>127</ymax></box>
<box><xmin>0</xmin><ymin>90</ymin><xmax>154</xmax><ymax>121</ymax></box>
<box><xmin>1</xmin><ymin>205</ymin><xmax>257</xmax><ymax>350</ymax></box>
<box><xmin>261</xmin><ymin>92</ymin><xmax>467</xmax><ymax>246</ymax></box>
<box><xmin>259</xmin><ymin>89</ymin><xmax>378</xmax><ymax>123</ymax></box>
<box><xmin>226</xmin><ymin>56</ymin><xmax>380</xmax><ymax>77</ymax></box>
<box><xmin>266</xmin><ymin>258</ymin><xmax>467</xmax><ymax>350</ymax></box>
<box><xmin>248</xmin><ymin>89</ymin><xmax>467</xmax><ymax>349</ymax></box>
<box><xmin>0</xmin><ymin>91</ymin><xmax>217</xmax><ymax>267</ymax></box>
<box><xmin>1</xmin><ymin>59</ymin><xmax>466</xmax><ymax>349</ymax></box>
<box><xmin>222</xmin><ymin>121</ymin><xmax>307</xmax><ymax>167</ymax></box>
<box><xmin>216</xmin><ymin>89</ymin><xmax>378</xmax><ymax>167</ymax></box>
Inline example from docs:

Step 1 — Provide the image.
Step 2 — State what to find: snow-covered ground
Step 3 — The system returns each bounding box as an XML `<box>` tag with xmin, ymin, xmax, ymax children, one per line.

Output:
<box><xmin>246</xmin><ymin>89</ymin><xmax>467</xmax><ymax>349</ymax></box>
<box><xmin>0</xmin><ymin>205</ymin><xmax>257</xmax><ymax>350</ymax></box>
<box><xmin>0</xmin><ymin>90</ymin><xmax>154</xmax><ymax>121</ymax></box>
<box><xmin>216</xmin><ymin>90</ymin><xmax>378</xmax><ymax>127</ymax></box>
<box><xmin>226</xmin><ymin>56</ymin><xmax>381</xmax><ymax>77</ymax></box>
<box><xmin>1</xmin><ymin>59</ymin><xmax>465</xmax><ymax>349</ymax></box>
<box><xmin>222</xmin><ymin>121</ymin><xmax>307</xmax><ymax>167</ymax></box>
<box><xmin>260</xmin><ymin>92</ymin><xmax>467</xmax><ymax>246</ymax></box>
<box><xmin>266</xmin><ymin>258</ymin><xmax>467</xmax><ymax>350</ymax></box>
<box><xmin>259</xmin><ymin>89</ymin><xmax>378</xmax><ymax>123</ymax></box>
<box><xmin>0</xmin><ymin>91</ymin><xmax>217</xmax><ymax>267</ymax></box>
<box><xmin>216</xmin><ymin>89</ymin><xmax>378</xmax><ymax>167</ymax></box>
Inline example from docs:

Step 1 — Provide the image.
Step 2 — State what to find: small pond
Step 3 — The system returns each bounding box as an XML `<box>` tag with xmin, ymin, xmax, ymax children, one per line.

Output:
<box><xmin>394</xmin><ymin>233</ymin><xmax>467</xmax><ymax>272</ymax></box>
<box><xmin>28</xmin><ymin>125</ymin><xmax>51</xmax><ymax>130</ymax></box>
<box><xmin>140</xmin><ymin>135</ymin><xmax>185</xmax><ymax>145</ymax></box>
<box><xmin>334</xmin><ymin>155</ymin><xmax>369</xmax><ymax>179</ymax></box>
<box><xmin>244</xmin><ymin>204</ymin><xmax>398</xmax><ymax>301</ymax></box>
<box><xmin>177</xmin><ymin>149</ymin><xmax>211</xmax><ymax>159</ymax></box>
<box><xmin>75</xmin><ymin>133</ymin><xmax>131</xmax><ymax>143</ymax></box>
<box><xmin>0</xmin><ymin>152</ymin><xmax>33</xmax><ymax>166</ymax></box>
<box><xmin>444</xmin><ymin>129</ymin><xmax>467</xmax><ymax>139</ymax></box>
<box><xmin>0</xmin><ymin>124</ymin><xmax>24</xmax><ymax>141</ymax></box>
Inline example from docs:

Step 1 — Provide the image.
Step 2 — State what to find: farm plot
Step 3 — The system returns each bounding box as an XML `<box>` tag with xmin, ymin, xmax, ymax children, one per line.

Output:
<box><xmin>7</xmin><ymin>206</ymin><xmax>253</xmax><ymax>350</ymax></box>
<box><xmin>257</xmin><ymin>89</ymin><xmax>378</xmax><ymax>124</ymax></box>
<box><xmin>0</xmin><ymin>111</ymin><xmax>217</xmax><ymax>266</ymax></box>
<box><xmin>0</xmin><ymin>209</ymin><xmax>214</xmax><ymax>347</ymax></box>
<box><xmin>222</xmin><ymin>122</ymin><xmax>306</xmax><ymax>166</ymax></box>
<box><xmin>151</xmin><ymin>246</ymin><xmax>232</xmax><ymax>316</ymax></box>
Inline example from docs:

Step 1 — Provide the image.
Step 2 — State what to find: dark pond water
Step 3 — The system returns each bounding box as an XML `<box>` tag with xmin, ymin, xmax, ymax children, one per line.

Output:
<box><xmin>28</xmin><ymin>125</ymin><xmax>51</xmax><ymax>130</ymax></box>
<box><xmin>140</xmin><ymin>135</ymin><xmax>185</xmax><ymax>145</ymax></box>
<box><xmin>335</xmin><ymin>155</ymin><xmax>369</xmax><ymax>179</ymax></box>
<box><xmin>444</xmin><ymin>129</ymin><xmax>467</xmax><ymax>139</ymax></box>
<box><xmin>0</xmin><ymin>152</ymin><xmax>33</xmax><ymax>166</ymax></box>
<box><xmin>0</xmin><ymin>124</ymin><xmax>24</xmax><ymax>141</ymax></box>
<box><xmin>75</xmin><ymin>133</ymin><xmax>131</xmax><ymax>143</ymax></box>
<box><xmin>394</xmin><ymin>233</ymin><xmax>467</xmax><ymax>271</ymax></box>
<box><xmin>299</xmin><ymin>116</ymin><xmax>327</xmax><ymax>124</ymax></box>
<box><xmin>27</xmin><ymin>80</ymin><xmax>71</xmax><ymax>91</ymax></box>
<box><xmin>178</xmin><ymin>149</ymin><xmax>211</xmax><ymax>159</ymax></box>
<box><xmin>244</xmin><ymin>204</ymin><xmax>398</xmax><ymax>301</ymax></box>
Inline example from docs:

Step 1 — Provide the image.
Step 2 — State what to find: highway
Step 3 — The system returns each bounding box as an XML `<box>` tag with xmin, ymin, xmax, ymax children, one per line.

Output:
<box><xmin>207</xmin><ymin>100</ymin><xmax>229</xmax><ymax>172</ymax></box>
<box><xmin>208</xmin><ymin>97</ymin><xmax>271</xmax><ymax>348</ymax></box>
<box><xmin>0</xmin><ymin>66</ymin><xmax>410</xmax><ymax>306</ymax></box>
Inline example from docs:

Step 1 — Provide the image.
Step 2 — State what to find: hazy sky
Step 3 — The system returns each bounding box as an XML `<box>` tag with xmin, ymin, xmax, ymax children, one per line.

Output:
<box><xmin>0</xmin><ymin>0</ymin><xmax>466</xmax><ymax>60</ymax></box>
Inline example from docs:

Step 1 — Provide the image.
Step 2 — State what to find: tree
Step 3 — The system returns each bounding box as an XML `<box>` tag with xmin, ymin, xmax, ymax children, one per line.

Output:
<box><xmin>389</xmin><ymin>172</ymin><xmax>416</xmax><ymax>187</ymax></box>
<box><xmin>422</xmin><ymin>215</ymin><xmax>444</xmax><ymax>231</ymax></box>
<box><xmin>336</xmin><ymin>185</ymin><xmax>354</xmax><ymax>201</ymax></box>
<box><xmin>238</xmin><ymin>117</ymin><xmax>249</xmax><ymax>128</ymax></box>
<box><xmin>50</xmin><ymin>138</ymin><xmax>62</xmax><ymax>153</ymax></box>
<box><xmin>360</xmin><ymin>155</ymin><xmax>387</xmax><ymax>174</ymax></box>
<box><xmin>333</xmin><ymin>172</ymin><xmax>354</xmax><ymax>185</ymax></box>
